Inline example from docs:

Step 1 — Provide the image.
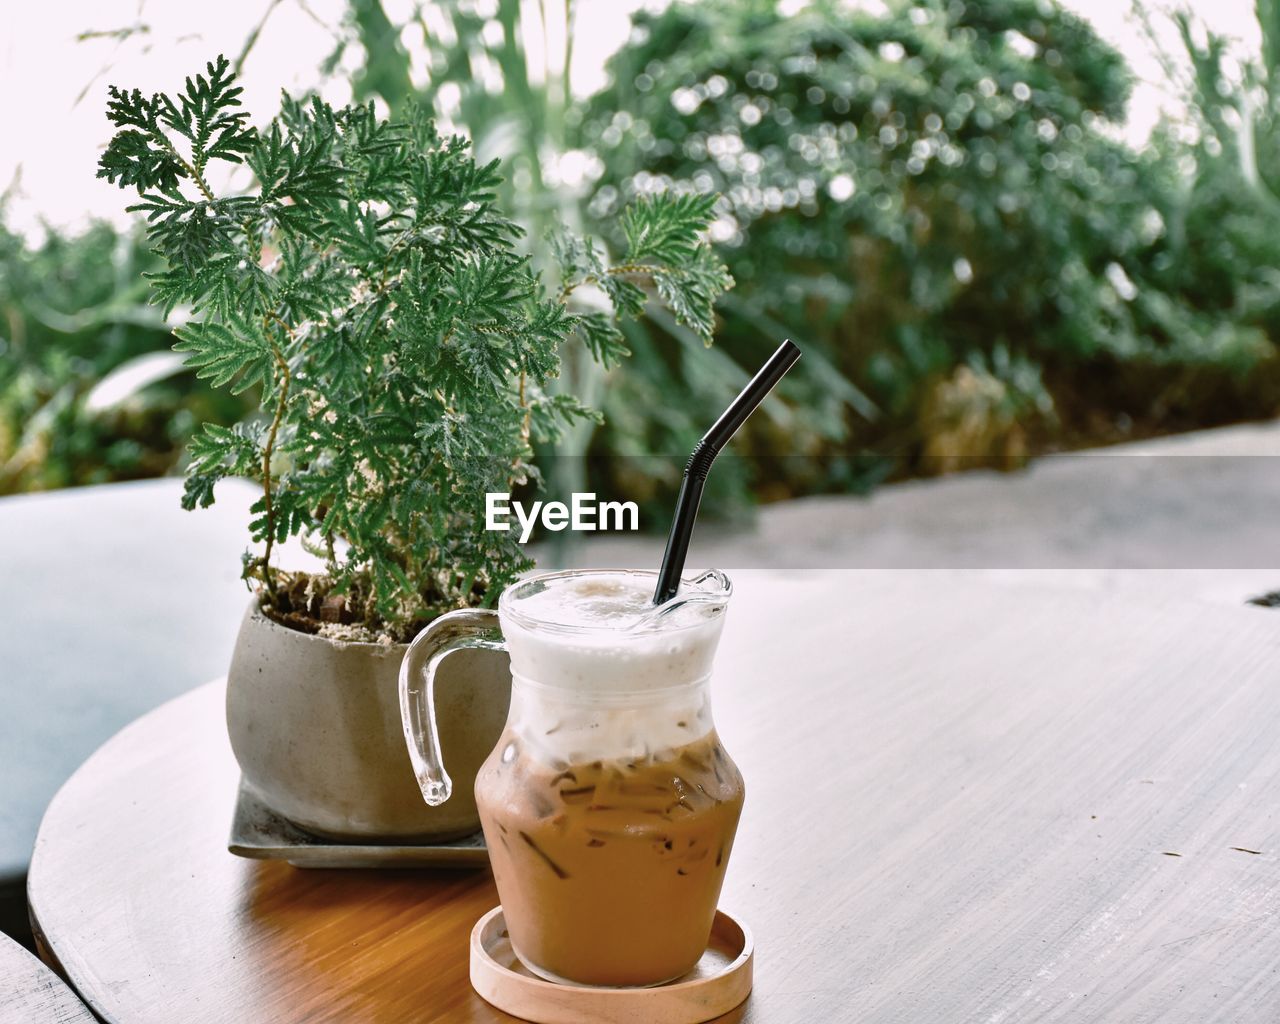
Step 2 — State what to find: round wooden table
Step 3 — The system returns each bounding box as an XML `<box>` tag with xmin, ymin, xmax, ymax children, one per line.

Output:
<box><xmin>27</xmin><ymin>572</ymin><xmax>1280</xmax><ymax>1023</ymax></box>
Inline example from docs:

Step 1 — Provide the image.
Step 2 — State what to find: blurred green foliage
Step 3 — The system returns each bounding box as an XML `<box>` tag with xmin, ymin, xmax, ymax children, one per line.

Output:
<box><xmin>1147</xmin><ymin>4</ymin><xmax>1280</xmax><ymax>354</ymax></box>
<box><xmin>0</xmin><ymin>221</ymin><xmax>246</xmax><ymax>494</ymax></box>
<box><xmin>583</xmin><ymin>0</ymin><xmax>1280</xmax><ymax>490</ymax></box>
<box><xmin>8</xmin><ymin>0</ymin><xmax>1280</xmax><ymax>509</ymax></box>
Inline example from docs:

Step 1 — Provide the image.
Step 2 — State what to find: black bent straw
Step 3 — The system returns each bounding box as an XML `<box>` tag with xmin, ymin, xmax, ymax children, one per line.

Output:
<box><xmin>653</xmin><ymin>339</ymin><xmax>802</xmax><ymax>604</ymax></box>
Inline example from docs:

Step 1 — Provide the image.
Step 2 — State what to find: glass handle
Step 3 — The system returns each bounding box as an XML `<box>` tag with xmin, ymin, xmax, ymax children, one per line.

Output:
<box><xmin>398</xmin><ymin>608</ymin><xmax>505</xmax><ymax>806</ymax></box>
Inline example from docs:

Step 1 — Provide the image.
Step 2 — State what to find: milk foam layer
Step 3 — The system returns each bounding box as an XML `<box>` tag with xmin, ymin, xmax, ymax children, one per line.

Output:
<box><xmin>497</xmin><ymin>571</ymin><xmax>729</xmax><ymax>764</ymax></box>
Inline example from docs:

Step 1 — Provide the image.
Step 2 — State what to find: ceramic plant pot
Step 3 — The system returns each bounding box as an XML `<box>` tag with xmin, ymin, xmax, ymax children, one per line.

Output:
<box><xmin>226</xmin><ymin>601</ymin><xmax>510</xmax><ymax>841</ymax></box>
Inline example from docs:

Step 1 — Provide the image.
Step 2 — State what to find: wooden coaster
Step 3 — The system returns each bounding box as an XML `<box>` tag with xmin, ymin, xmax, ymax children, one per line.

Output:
<box><xmin>469</xmin><ymin>906</ymin><xmax>753</xmax><ymax>1024</ymax></box>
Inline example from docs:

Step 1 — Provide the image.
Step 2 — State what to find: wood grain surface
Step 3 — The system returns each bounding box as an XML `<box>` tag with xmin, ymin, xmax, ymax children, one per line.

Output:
<box><xmin>27</xmin><ymin>571</ymin><xmax>1280</xmax><ymax>1023</ymax></box>
<box><xmin>0</xmin><ymin>932</ymin><xmax>93</xmax><ymax>1024</ymax></box>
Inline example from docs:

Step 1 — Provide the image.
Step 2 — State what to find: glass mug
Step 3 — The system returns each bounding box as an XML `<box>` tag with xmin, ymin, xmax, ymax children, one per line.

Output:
<box><xmin>399</xmin><ymin>568</ymin><xmax>745</xmax><ymax>988</ymax></box>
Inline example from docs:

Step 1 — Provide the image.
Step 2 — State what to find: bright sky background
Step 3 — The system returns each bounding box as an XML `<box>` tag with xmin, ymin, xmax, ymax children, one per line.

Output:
<box><xmin>0</xmin><ymin>0</ymin><xmax>1263</xmax><ymax>237</ymax></box>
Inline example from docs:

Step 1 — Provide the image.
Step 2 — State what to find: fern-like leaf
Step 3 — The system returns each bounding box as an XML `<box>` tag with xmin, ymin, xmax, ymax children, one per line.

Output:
<box><xmin>160</xmin><ymin>56</ymin><xmax>255</xmax><ymax>172</ymax></box>
<box><xmin>621</xmin><ymin>192</ymin><xmax>719</xmax><ymax>265</ymax></box>
<box><xmin>653</xmin><ymin>245</ymin><xmax>734</xmax><ymax>344</ymax></box>
<box><xmin>173</xmin><ymin>318</ymin><xmax>274</xmax><ymax>393</ymax></box>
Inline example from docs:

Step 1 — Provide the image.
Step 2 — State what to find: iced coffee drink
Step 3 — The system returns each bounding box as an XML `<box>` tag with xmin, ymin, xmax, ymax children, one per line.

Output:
<box><xmin>474</xmin><ymin>569</ymin><xmax>744</xmax><ymax>988</ymax></box>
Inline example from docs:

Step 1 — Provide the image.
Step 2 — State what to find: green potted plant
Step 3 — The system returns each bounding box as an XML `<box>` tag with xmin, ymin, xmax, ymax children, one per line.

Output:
<box><xmin>99</xmin><ymin>56</ymin><xmax>732</xmax><ymax>839</ymax></box>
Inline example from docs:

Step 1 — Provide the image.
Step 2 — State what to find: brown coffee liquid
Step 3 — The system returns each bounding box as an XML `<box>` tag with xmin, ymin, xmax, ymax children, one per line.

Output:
<box><xmin>476</xmin><ymin>730</ymin><xmax>745</xmax><ymax>987</ymax></box>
